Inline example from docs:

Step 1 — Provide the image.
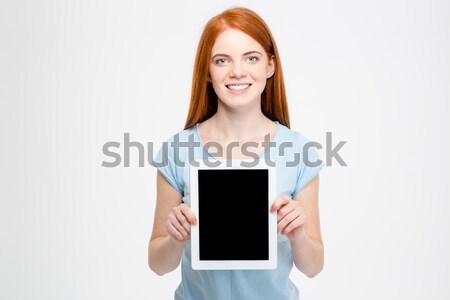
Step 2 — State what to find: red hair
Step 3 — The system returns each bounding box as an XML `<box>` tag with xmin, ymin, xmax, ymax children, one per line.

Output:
<box><xmin>184</xmin><ymin>6</ymin><xmax>290</xmax><ymax>129</ymax></box>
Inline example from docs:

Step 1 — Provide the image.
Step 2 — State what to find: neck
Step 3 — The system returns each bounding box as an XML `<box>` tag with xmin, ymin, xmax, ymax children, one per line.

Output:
<box><xmin>206</xmin><ymin>105</ymin><xmax>275</xmax><ymax>141</ymax></box>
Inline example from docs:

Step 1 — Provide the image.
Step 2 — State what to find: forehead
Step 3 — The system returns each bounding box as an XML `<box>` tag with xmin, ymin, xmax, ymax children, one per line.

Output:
<box><xmin>211</xmin><ymin>29</ymin><xmax>264</xmax><ymax>55</ymax></box>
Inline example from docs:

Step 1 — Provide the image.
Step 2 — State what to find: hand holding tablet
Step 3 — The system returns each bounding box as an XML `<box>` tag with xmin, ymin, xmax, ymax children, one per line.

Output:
<box><xmin>165</xmin><ymin>203</ymin><xmax>198</xmax><ymax>245</ymax></box>
<box><xmin>190</xmin><ymin>159</ymin><xmax>277</xmax><ymax>270</ymax></box>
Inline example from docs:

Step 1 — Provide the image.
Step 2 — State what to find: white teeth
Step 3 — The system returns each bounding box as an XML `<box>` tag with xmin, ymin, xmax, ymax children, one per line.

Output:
<box><xmin>227</xmin><ymin>84</ymin><xmax>250</xmax><ymax>91</ymax></box>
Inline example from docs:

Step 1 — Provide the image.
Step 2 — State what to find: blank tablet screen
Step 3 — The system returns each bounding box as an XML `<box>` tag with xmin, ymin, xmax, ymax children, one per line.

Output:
<box><xmin>198</xmin><ymin>169</ymin><xmax>269</xmax><ymax>260</ymax></box>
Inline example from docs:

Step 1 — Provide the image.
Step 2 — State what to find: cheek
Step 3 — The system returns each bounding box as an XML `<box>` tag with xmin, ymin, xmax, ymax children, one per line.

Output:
<box><xmin>209</xmin><ymin>72</ymin><xmax>227</xmax><ymax>94</ymax></box>
<box><xmin>209</xmin><ymin>67</ymin><xmax>227</xmax><ymax>82</ymax></box>
<box><xmin>256</xmin><ymin>66</ymin><xmax>270</xmax><ymax>80</ymax></box>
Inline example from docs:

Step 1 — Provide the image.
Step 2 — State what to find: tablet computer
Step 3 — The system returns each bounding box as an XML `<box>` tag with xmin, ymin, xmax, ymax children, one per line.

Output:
<box><xmin>190</xmin><ymin>159</ymin><xmax>277</xmax><ymax>270</ymax></box>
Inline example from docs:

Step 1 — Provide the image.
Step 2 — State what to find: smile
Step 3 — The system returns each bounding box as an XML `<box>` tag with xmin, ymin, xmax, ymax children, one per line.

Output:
<box><xmin>226</xmin><ymin>84</ymin><xmax>251</xmax><ymax>91</ymax></box>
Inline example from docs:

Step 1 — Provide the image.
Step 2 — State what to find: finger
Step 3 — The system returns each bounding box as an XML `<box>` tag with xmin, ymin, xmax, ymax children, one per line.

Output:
<box><xmin>180</xmin><ymin>204</ymin><xmax>198</xmax><ymax>224</ymax></box>
<box><xmin>168</xmin><ymin>214</ymin><xmax>189</xmax><ymax>239</ymax></box>
<box><xmin>278</xmin><ymin>209</ymin><xmax>300</xmax><ymax>233</ymax></box>
<box><xmin>283</xmin><ymin>215</ymin><xmax>306</xmax><ymax>235</ymax></box>
<box><xmin>166</xmin><ymin>221</ymin><xmax>185</xmax><ymax>241</ymax></box>
<box><xmin>173</xmin><ymin>207</ymin><xmax>191</xmax><ymax>234</ymax></box>
<box><xmin>277</xmin><ymin>201</ymin><xmax>297</xmax><ymax>222</ymax></box>
<box><xmin>270</xmin><ymin>195</ymin><xmax>290</xmax><ymax>212</ymax></box>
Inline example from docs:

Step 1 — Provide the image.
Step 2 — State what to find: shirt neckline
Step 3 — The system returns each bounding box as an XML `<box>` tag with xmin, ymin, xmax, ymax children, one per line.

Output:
<box><xmin>194</xmin><ymin>121</ymin><xmax>280</xmax><ymax>160</ymax></box>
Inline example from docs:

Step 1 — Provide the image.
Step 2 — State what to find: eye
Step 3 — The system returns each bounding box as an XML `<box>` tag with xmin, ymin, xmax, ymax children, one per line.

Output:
<box><xmin>247</xmin><ymin>56</ymin><xmax>259</xmax><ymax>62</ymax></box>
<box><xmin>215</xmin><ymin>58</ymin><xmax>229</xmax><ymax>65</ymax></box>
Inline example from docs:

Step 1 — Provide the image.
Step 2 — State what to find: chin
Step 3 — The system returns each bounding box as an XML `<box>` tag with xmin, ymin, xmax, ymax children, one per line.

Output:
<box><xmin>219</xmin><ymin>98</ymin><xmax>259</xmax><ymax>109</ymax></box>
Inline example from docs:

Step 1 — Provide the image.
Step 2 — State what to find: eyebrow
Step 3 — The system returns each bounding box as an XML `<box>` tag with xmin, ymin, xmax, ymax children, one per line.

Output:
<box><xmin>211</xmin><ymin>51</ymin><xmax>263</xmax><ymax>60</ymax></box>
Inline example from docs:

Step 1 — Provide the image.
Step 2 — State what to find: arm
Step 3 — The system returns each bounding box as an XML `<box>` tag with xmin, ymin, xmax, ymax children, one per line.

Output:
<box><xmin>290</xmin><ymin>174</ymin><xmax>324</xmax><ymax>277</ymax></box>
<box><xmin>271</xmin><ymin>174</ymin><xmax>324</xmax><ymax>278</ymax></box>
<box><xmin>148</xmin><ymin>171</ymin><xmax>197</xmax><ymax>276</ymax></box>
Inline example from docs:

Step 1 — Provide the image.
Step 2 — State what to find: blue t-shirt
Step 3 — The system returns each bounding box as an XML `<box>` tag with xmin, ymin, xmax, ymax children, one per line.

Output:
<box><xmin>151</xmin><ymin>121</ymin><xmax>325</xmax><ymax>300</ymax></box>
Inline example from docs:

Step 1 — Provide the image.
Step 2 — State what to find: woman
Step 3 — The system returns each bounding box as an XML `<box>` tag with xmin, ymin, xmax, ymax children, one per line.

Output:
<box><xmin>148</xmin><ymin>6</ymin><xmax>325</xmax><ymax>300</ymax></box>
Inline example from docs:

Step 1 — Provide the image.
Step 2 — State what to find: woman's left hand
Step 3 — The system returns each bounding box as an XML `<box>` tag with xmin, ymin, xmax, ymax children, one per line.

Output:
<box><xmin>270</xmin><ymin>195</ymin><xmax>306</xmax><ymax>241</ymax></box>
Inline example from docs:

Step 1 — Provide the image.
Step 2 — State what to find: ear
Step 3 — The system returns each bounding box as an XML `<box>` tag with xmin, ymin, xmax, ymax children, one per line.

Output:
<box><xmin>207</xmin><ymin>73</ymin><xmax>212</xmax><ymax>82</ymax></box>
<box><xmin>267</xmin><ymin>55</ymin><xmax>275</xmax><ymax>78</ymax></box>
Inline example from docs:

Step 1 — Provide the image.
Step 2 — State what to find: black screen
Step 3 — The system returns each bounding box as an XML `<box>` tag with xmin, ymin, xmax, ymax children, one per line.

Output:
<box><xmin>198</xmin><ymin>169</ymin><xmax>269</xmax><ymax>260</ymax></box>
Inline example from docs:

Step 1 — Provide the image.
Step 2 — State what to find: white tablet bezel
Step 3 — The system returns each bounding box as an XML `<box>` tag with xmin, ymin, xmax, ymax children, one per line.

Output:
<box><xmin>189</xmin><ymin>158</ymin><xmax>277</xmax><ymax>270</ymax></box>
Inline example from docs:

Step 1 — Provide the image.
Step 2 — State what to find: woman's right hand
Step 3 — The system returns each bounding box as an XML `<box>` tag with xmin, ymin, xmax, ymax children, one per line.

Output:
<box><xmin>166</xmin><ymin>203</ymin><xmax>198</xmax><ymax>244</ymax></box>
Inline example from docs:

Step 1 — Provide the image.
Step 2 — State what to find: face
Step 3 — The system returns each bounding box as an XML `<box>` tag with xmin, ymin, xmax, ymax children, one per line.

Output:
<box><xmin>208</xmin><ymin>29</ymin><xmax>275</xmax><ymax>110</ymax></box>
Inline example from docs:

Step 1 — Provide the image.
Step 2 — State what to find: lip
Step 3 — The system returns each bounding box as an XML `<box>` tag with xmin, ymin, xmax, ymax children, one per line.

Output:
<box><xmin>225</xmin><ymin>83</ymin><xmax>252</xmax><ymax>95</ymax></box>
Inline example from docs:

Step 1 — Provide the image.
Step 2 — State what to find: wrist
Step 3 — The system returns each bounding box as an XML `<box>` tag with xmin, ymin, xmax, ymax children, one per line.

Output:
<box><xmin>288</xmin><ymin>226</ymin><xmax>308</xmax><ymax>246</ymax></box>
<box><xmin>167</xmin><ymin>235</ymin><xmax>187</xmax><ymax>249</ymax></box>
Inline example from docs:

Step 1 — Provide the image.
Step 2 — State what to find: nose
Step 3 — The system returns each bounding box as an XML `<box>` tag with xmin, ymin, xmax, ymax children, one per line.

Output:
<box><xmin>229</xmin><ymin>61</ymin><xmax>247</xmax><ymax>78</ymax></box>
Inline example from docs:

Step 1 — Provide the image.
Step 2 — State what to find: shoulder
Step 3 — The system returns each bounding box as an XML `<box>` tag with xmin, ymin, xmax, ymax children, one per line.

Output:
<box><xmin>152</xmin><ymin>125</ymin><xmax>199</xmax><ymax>164</ymax></box>
<box><xmin>159</xmin><ymin>125</ymin><xmax>198</xmax><ymax>145</ymax></box>
<box><xmin>276</xmin><ymin>123</ymin><xmax>315</xmax><ymax>147</ymax></box>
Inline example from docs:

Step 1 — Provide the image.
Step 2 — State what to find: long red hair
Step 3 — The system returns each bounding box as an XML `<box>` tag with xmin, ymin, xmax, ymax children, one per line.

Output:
<box><xmin>184</xmin><ymin>6</ymin><xmax>290</xmax><ymax>129</ymax></box>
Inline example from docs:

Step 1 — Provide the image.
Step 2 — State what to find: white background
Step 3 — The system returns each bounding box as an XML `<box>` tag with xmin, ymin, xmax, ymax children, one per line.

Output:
<box><xmin>1</xmin><ymin>0</ymin><xmax>449</xmax><ymax>299</ymax></box>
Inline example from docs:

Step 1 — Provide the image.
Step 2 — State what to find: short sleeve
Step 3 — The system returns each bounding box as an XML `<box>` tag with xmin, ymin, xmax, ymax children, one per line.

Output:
<box><xmin>292</xmin><ymin>132</ymin><xmax>325</xmax><ymax>196</ymax></box>
<box><xmin>151</xmin><ymin>136</ymin><xmax>184</xmax><ymax>195</ymax></box>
